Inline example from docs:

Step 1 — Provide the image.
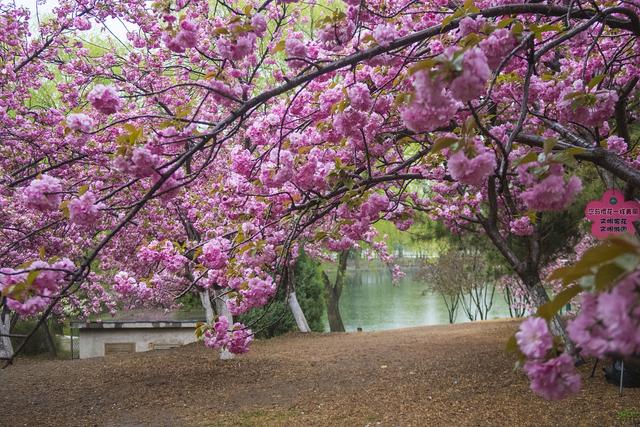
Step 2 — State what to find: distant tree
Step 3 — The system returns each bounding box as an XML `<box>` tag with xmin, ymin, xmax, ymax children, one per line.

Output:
<box><xmin>419</xmin><ymin>250</ymin><xmax>463</xmax><ymax>324</ymax></box>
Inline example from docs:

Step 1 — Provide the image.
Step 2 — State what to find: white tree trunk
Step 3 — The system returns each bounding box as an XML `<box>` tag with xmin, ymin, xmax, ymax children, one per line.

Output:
<box><xmin>213</xmin><ymin>289</ymin><xmax>234</xmax><ymax>360</ymax></box>
<box><xmin>0</xmin><ymin>310</ymin><xmax>13</xmax><ymax>359</ymax></box>
<box><xmin>199</xmin><ymin>289</ymin><xmax>215</xmax><ymax>324</ymax></box>
<box><xmin>199</xmin><ymin>289</ymin><xmax>234</xmax><ymax>360</ymax></box>
<box><xmin>288</xmin><ymin>291</ymin><xmax>310</xmax><ymax>333</ymax></box>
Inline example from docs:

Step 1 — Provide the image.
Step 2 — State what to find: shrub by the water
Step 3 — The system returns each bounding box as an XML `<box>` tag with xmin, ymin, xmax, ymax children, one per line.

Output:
<box><xmin>239</xmin><ymin>251</ymin><xmax>325</xmax><ymax>338</ymax></box>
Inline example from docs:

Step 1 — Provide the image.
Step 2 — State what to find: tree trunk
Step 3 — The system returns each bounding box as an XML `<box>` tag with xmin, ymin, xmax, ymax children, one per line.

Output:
<box><xmin>199</xmin><ymin>289</ymin><xmax>215</xmax><ymax>323</ymax></box>
<box><xmin>213</xmin><ymin>288</ymin><xmax>234</xmax><ymax>360</ymax></box>
<box><xmin>322</xmin><ymin>250</ymin><xmax>349</xmax><ymax>332</ymax></box>
<box><xmin>288</xmin><ymin>290</ymin><xmax>311</xmax><ymax>332</ymax></box>
<box><xmin>525</xmin><ymin>278</ymin><xmax>576</xmax><ymax>355</ymax></box>
<box><xmin>200</xmin><ymin>288</ymin><xmax>234</xmax><ymax>360</ymax></box>
<box><xmin>324</xmin><ymin>282</ymin><xmax>345</xmax><ymax>332</ymax></box>
<box><xmin>0</xmin><ymin>307</ymin><xmax>13</xmax><ymax>359</ymax></box>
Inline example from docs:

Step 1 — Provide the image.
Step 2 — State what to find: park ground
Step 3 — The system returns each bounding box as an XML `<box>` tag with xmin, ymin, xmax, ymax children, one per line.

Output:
<box><xmin>1</xmin><ymin>319</ymin><xmax>640</xmax><ymax>426</ymax></box>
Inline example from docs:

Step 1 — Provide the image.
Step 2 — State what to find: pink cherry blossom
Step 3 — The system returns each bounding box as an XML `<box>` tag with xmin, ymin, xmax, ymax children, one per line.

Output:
<box><xmin>606</xmin><ymin>136</ymin><xmax>627</xmax><ymax>155</ymax></box>
<box><xmin>523</xmin><ymin>354</ymin><xmax>581</xmax><ymax>400</ymax></box>
<box><xmin>66</xmin><ymin>113</ymin><xmax>94</xmax><ymax>132</ymax></box>
<box><xmin>22</xmin><ymin>174</ymin><xmax>63</xmax><ymax>211</ymax></box>
<box><xmin>165</xmin><ymin>19</ymin><xmax>198</xmax><ymax>53</ymax></box>
<box><xmin>447</xmin><ymin>149</ymin><xmax>496</xmax><ymax>187</ymax></box>
<box><xmin>373</xmin><ymin>23</ymin><xmax>396</xmax><ymax>47</ymax></box>
<box><xmin>509</xmin><ymin>217</ymin><xmax>534</xmax><ymax>236</ymax></box>
<box><xmin>87</xmin><ymin>84</ymin><xmax>122</xmax><ymax>115</ymax></box>
<box><xmin>347</xmin><ymin>83</ymin><xmax>373</xmax><ymax>111</ymax></box>
<box><xmin>69</xmin><ymin>191</ymin><xmax>105</xmax><ymax>227</ymax></box>
<box><xmin>567</xmin><ymin>271</ymin><xmax>640</xmax><ymax>358</ymax></box>
<box><xmin>516</xmin><ymin>317</ymin><xmax>553</xmax><ymax>359</ymax></box>
<box><xmin>449</xmin><ymin>48</ymin><xmax>491</xmax><ymax>102</ymax></box>
<box><xmin>479</xmin><ymin>28</ymin><xmax>516</xmax><ymax>70</ymax></box>
<box><xmin>401</xmin><ymin>71</ymin><xmax>458</xmax><ymax>132</ymax></box>
<box><xmin>201</xmin><ymin>238</ymin><xmax>231</xmax><ymax>270</ymax></box>
<box><xmin>521</xmin><ymin>173</ymin><xmax>582</xmax><ymax>212</ymax></box>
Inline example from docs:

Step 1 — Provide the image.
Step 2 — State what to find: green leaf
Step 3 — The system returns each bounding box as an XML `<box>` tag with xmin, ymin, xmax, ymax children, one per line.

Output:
<box><xmin>543</xmin><ymin>138</ymin><xmax>557</xmax><ymax>155</ymax></box>
<box><xmin>587</xmin><ymin>74</ymin><xmax>604</xmax><ymax>90</ymax></box>
<box><xmin>463</xmin><ymin>0</ymin><xmax>480</xmax><ymax>13</ymax></box>
<box><xmin>26</xmin><ymin>270</ymin><xmax>41</xmax><ymax>287</ymax></box>
<box><xmin>512</xmin><ymin>151</ymin><xmax>538</xmax><ymax>167</ymax></box>
<box><xmin>430</xmin><ymin>137</ymin><xmax>458</xmax><ymax>154</ymax></box>
<box><xmin>536</xmin><ymin>285</ymin><xmax>581</xmax><ymax>320</ymax></box>
<box><xmin>579</xmin><ymin>242</ymin><xmax>633</xmax><ymax>267</ymax></box>
<box><xmin>60</xmin><ymin>200</ymin><xmax>70</xmax><ymax>219</ymax></box>
<box><xmin>594</xmin><ymin>263</ymin><xmax>626</xmax><ymax>291</ymax></box>
<box><xmin>511</xmin><ymin>21</ymin><xmax>524</xmax><ymax>36</ymax></box>
<box><xmin>271</xmin><ymin>39</ymin><xmax>285</xmax><ymax>53</ymax></box>
<box><xmin>547</xmin><ymin>264</ymin><xmax>592</xmax><ymax>285</ymax></box>
<box><xmin>564</xmin><ymin>147</ymin><xmax>586</xmax><ymax>156</ymax></box>
<box><xmin>497</xmin><ymin>17</ymin><xmax>514</xmax><ymax>29</ymax></box>
<box><xmin>408</xmin><ymin>59</ymin><xmax>434</xmax><ymax>75</ymax></box>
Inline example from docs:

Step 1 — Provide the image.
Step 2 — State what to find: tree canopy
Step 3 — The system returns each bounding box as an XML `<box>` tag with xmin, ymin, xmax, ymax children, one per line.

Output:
<box><xmin>1</xmin><ymin>0</ymin><xmax>639</xmax><ymax>400</ymax></box>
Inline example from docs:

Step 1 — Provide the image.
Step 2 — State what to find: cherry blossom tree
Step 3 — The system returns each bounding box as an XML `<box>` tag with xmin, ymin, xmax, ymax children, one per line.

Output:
<box><xmin>1</xmin><ymin>0</ymin><xmax>639</xmax><ymax>399</ymax></box>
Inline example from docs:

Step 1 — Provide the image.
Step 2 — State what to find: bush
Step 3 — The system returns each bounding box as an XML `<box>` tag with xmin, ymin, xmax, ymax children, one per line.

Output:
<box><xmin>239</xmin><ymin>250</ymin><xmax>325</xmax><ymax>338</ymax></box>
<box><xmin>10</xmin><ymin>320</ymin><xmax>59</xmax><ymax>356</ymax></box>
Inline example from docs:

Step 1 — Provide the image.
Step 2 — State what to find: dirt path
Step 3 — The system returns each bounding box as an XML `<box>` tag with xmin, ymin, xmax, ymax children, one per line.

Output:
<box><xmin>1</xmin><ymin>319</ymin><xmax>639</xmax><ymax>426</ymax></box>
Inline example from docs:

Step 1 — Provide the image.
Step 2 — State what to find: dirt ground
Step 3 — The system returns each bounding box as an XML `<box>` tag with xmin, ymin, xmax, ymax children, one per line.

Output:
<box><xmin>1</xmin><ymin>319</ymin><xmax>639</xmax><ymax>427</ymax></box>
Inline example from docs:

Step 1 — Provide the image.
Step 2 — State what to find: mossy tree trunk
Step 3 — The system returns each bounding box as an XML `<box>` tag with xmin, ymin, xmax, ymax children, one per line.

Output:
<box><xmin>322</xmin><ymin>250</ymin><xmax>349</xmax><ymax>332</ymax></box>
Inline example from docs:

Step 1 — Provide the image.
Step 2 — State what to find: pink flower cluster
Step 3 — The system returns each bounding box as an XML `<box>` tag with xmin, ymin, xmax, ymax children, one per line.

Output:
<box><xmin>557</xmin><ymin>80</ymin><xmax>618</xmax><ymax>128</ymax></box>
<box><xmin>69</xmin><ymin>191</ymin><xmax>104</xmax><ymax>227</ymax></box>
<box><xmin>0</xmin><ymin>258</ymin><xmax>75</xmax><ymax>316</ymax></box>
<box><xmin>447</xmin><ymin>146</ymin><xmax>496</xmax><ymax>187</ymax></box>
<box><xmin>137</xmin><ymin>240</ymin><xmax>188</xmax><ymax>273</ymax></box>
<box><xmin>523</xmin><ymin>353</ymin><xmax>581</xmax><ymax>401</ymax></box>
<box><xmin>401</xmin><ymin>71</ymin><xmax>458</xmax><ymax>132</ymax></box>
<box><xmin>606</xmin><ymin>136</ymin><xmax>627</xmax><ymax>155</ymax></box>
<box><xmin>520</xmin><ymin>166</ymin><xmax>582</xmax><ymax>211</ymax></box>
<box><xmin>402</xmin><ymin>48</ymin><xmax>491</xmax><ymax>132</ymax></box>
<box><xmin>67</xmin><ymin>113</ymin><xmax>94</xmax><ymax>132</ymax></box>
<box><xmin>509</xmin><ymin>216</ymin><xmax>534</xmax><ymax>236</ymax></box>
<box><xmin>567</xmin><ymin>270</ymin><xmax>640</xmax><ymax>358</ymax></box>
<box><xmin>360</xmin><ymin>193</ymin><xmax>389</xmax><ymax>221</ymax></box>
<box><xmin>285</xmin><ymin>35</ymin><xmax>307</xmax><ymax>68</ymax></box>
<box><xmin>227</xmin><ymin>275</ymin><xmax>276</xmax><ymax>315</ymax></box>
<box><xmin>373</xmin><ymin>23</ymin><xmax>396</xmax><ymax>47</ymax></box>
<box><xmin>112</xmin><ymin>271</ymin><xmax>154</xmax><ymax>306</ymax></box>
<box><xmin>516</xmin><ymin>317</ymin><xmax>553</xmax><ymax>358</ymax></box>
<box><xmin>449</xmin><ymin>48</ymin><xmax>491</xmax><ymax>102</ymax></box>
<box><xmin>347</xmin><ymin>83</ymin><xmax>373</xmax><ymax>111</ymax></box>
<box><xmin>218</xmin><ymin>33</ymin><xmax>256</xmax><ymax>61</ymax></box>
<box><xmin>200</xmin><ymin>237</ymin><xmax>231</xmax><ymax>270</ymax></box>
<box><xmin>318</xmin><ymin>20</ymin><xmax>355</xmax><ymax>49</ymax></box>
<box><xmin>516</xmin><ymin>318</ymin><xmax>581</xmax><ymax>400</ymax></box>
<box><xmin>164</xmin><ymin>20</ymin><xmax>198</xmax><ymax>53</ymax></box>
<box><xmin>22</xmin><ymin>174</ymin><xmax>63</xmax><ymax>211</ymax></box>
<box><xmin>479</xmin><ymin>28</ymin><xmax>516</xmax><ymax>70</ymax></box>
<box><xmin>202</xmin><ymin>315</ymin><xmax>253</xmax><ymax>354</ymax></box>
<box><xmin>458</xmin><ymin>17</ymin><xmax>485</xmax><ymax>36</ymax></box>
<box><xmin>114</xmin><ymin>146</ymin><xmax>160</xmax><ymax>178</ymax></box>
<box><xmin>87</xmin><ymin>84</ymin><xmax>122</xmax><ymax>115</ymax></box>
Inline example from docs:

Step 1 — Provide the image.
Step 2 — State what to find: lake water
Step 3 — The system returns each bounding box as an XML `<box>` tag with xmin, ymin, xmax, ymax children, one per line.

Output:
<box><xmin>324</xmin><ymin>266</ymin><xmax>513</xmax><ymax>332</ymax></box>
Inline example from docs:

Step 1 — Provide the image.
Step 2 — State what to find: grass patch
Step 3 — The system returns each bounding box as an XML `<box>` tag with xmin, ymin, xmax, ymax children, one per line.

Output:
<box><xmin>617</xmin><ymin>408</ymin><xmax>640</xmax><ymax>423</ymax></box>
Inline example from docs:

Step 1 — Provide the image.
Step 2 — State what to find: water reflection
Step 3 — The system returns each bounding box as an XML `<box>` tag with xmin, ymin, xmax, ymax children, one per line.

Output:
<box><xmin>324</xmin><ymin>265</ymin><xmax>512</xmax><ymax>332</ymax></box>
